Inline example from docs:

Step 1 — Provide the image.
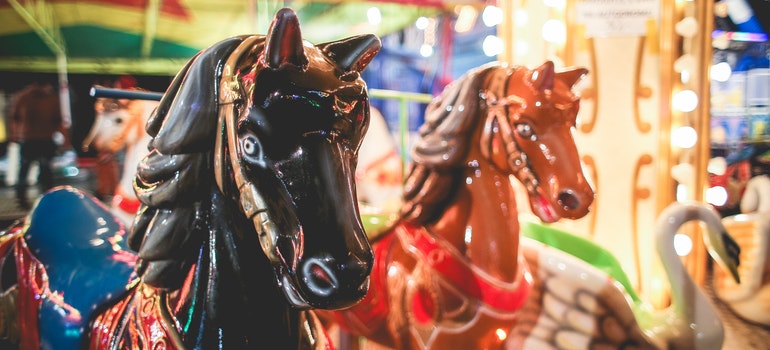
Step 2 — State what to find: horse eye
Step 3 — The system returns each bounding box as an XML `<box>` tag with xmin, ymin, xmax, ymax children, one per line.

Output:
<box><xmin>515</xmin><ymin>123</ymin><xmax>536</xmax><ymax>140</ymax></box>
<box><xmin>241</xmin><ymin>134</ymin><xmax>260</xmax><ymax>157</ymax></box>
<box><xmin>114</xmin><ymin>118</ymin><xmax>123</xmax><ymax>124</ymax></box>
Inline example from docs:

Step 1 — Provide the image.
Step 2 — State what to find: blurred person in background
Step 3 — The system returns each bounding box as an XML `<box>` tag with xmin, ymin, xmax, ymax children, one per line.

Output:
<box><xmin>9</xmin><ymin>81</ymin><xmax>64</xmax><ymax>209</ymax></box>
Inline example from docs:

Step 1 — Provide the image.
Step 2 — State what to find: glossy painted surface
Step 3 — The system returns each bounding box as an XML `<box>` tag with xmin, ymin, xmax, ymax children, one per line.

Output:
<box><xmin>323</xmin><ymin>61</ymin><xmax>596</xmax><ymax>349</ymax></box>
<box><xmin>0</xmin><ymin>7</ymin><xmax>380</xmax><ymax>350</ymax></box>
<box><xmin>0</xmin><ymin>186</ymin><xmax>136</xmax><ymax>349</ymax></box>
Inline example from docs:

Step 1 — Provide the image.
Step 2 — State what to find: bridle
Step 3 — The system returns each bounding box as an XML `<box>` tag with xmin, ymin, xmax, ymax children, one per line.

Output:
<box><xmin>479</xmin><ymin>86</ymin><xmax>541</xmax><ymax>199</ymax></box>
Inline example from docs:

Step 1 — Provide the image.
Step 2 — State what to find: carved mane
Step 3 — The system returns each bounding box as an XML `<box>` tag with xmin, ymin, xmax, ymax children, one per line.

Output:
<box><xmin>401</xmin><ymin>63</ymin><xmax>498</xmax><ymax>224</ymax></box>
<box><xmin>127</xmin><ymin>36</ymin><xmax>248</xmax><ymax>289</ymax></box>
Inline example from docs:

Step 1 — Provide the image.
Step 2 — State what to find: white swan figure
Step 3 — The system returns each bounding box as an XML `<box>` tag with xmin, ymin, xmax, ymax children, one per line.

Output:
<box><xmin>716</xmin><ymin>174</ymin><xmax>770</xmax><ymax>326</ymax></box>
<box><xmin>513</xmin><ymin>201</ymin><xmax>741</xmax><ymax>350</ymax></box>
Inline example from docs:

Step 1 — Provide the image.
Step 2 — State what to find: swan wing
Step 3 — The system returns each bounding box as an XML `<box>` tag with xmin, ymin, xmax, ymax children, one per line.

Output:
<box><xmin>506</xmin><ymin>239</ymin><xmax>657</xmax><ymax>350</ymax></box>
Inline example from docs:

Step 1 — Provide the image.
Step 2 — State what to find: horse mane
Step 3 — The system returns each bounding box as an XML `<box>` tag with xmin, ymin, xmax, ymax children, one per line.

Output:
<box><xmin>400</xmin><ymin>62</ymin><xmax>501</xmax><ymax>224</ymax></box>
<box><xmin>127</xmin><ymin>36</ymin><xmax>249</xmax><ymax>289</ymax></box>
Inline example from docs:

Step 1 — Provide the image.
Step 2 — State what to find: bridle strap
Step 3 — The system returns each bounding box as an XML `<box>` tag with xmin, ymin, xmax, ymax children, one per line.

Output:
<box><xmin>480</xmin><ymin>93</ymin><xmax>540</xmax><ymax>199</ymax></box>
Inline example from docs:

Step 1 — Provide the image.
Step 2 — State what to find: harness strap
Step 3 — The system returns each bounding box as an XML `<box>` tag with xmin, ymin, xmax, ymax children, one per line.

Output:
<box><xmin>396</xmin><ymin>224</ymin><xmax>532</xmax><ymax>312</ymax></box>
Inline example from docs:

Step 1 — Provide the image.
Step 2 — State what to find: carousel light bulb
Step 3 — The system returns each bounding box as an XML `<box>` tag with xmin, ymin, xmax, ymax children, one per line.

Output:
<box><xmin>416</xmin><ymin>16</ymin><xmax>429</xmax><ymax>30</ymax></box>
<box><xmin>672</xmin><ymin>89</ymin><xmax>698</xmax><ymax>112</ymax></box>
<box><xmin>674</xmin><ymin>54</ymin><xmax>695</xmax><ymax>74</ymax></box>
<box><xmin>514</xmin><ymin>9</ymin><xmax>529</xmax><ymax>26</ymax></box>
<box><xmin>482</xmin><ymin>5</ymin><xmax>503</xmax><ymax>27</ymax></box>
<box><xmin>671</xmin><ymin>126</ymin><xmax>698</xmax><ymax>148</ymax></box>
<box><xmin>674</xmin><ymin>233</ymin><xmax>693</xmax><ymax>256</ymax></box>
<box><xmin>483</xmin><ymin>35</ymin><xmax>504</xmax><ymax>57</ymax></box>
<box><xmin>542</xmin><ymin>20</ymin><xmax>566</xmax><ymax>44</ymax></box>
<box><xmin>455</xmin><ymin>5</ymin><xmax>478</xmax><ymax>33</ymax></box>
<box><xmin>420</xmin><ymin>44</ymin><xmax>434</xmax><ymax>57</ymax></box>
<box><xmin>675</xmin><ymin>17</ymin><xmax>698</xmax><ymax>38</ymax></box>
<box><xmin>711</xmin><ymin>62</ymin><xmax>732</xmax><ymax>82</ymax></box>
<box><xmin>676</xmin><ymin>183</ymin><xmax>689</xmax><ymax>202</ymax></box>
<box><xmin>708</xmin><ymin>156</ymin><xmax>727</xmax><ymax>175</ymax></box>
<box><xmin>706</xmin><ymin>186</ymin><xmax>728</xmax><ymax>206</ymax></box>
<box><xmin>367</xmin><ymin>7</ymin><xmax>382</xmax><ymax>26</ymax></box>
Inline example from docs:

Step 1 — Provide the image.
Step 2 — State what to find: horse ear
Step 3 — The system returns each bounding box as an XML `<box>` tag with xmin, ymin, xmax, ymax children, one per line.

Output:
<box><xmin>264</xmin><ymin>8</ymin><xmax>308</xmax><ymax>69</ymax></box>
<box><xmin>318</xmin><ymin>34</ymin><xmax>382</xmax><ymax>73</ymax></box>
<box><xmin>556</xmin><ymin>67</ymin><xmax>589</xmax><ymax>89</ymax></box>
<box><xmin>531</xmin><ymin>60</ymin><xmax>555</xmax><ymax>92</ymax></box>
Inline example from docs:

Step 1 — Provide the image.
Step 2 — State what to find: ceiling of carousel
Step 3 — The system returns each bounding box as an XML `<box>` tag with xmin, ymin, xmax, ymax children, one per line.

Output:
<box><xmin>0</xmin><ymin>0</ymin><xmax>475</xmax><ymax>75</ymax></box>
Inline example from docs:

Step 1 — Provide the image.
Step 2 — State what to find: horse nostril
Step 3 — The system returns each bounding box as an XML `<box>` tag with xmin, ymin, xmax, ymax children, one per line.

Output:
<box><xmin>304</xmin><ymin>260</ymin><xmax>337</xmax><ymax>297</ymax></box>
<box><xmin>310</xmin><ymin>263</ymin><xmax>333</xmax><ymax>288</ymax></box>
<box><xmin>558</xmin><ymin>191</ymin><xmax>580</xmax><ymax>211</ymax></box>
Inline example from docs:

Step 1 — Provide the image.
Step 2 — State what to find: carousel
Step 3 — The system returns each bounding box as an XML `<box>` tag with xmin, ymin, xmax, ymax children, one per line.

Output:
<box><xmin>0</xmin><ymin>1</ymin><xmax>768</xmax><ymax>349</ymax></box>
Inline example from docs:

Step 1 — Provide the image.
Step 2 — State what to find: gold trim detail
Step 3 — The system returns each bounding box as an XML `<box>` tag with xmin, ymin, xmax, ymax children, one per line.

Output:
<box><xmin>632</xmin><ymin>154</ymin><xmax>653</xmax><ymax>290</ymax></box>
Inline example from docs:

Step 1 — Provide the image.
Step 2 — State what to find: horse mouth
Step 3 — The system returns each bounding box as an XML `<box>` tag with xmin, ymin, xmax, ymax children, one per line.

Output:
<box><xmin>530</xmin><ymin>192</ymin><xmax>560</xmax><ymax>223</ymax></box>
<box><xmin>279</xmin><ymin>273</ymin><xmax>311</xmax><ymax>309</ymax></box>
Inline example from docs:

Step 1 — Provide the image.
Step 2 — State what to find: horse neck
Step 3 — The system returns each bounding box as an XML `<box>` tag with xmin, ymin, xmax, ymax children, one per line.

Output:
<box><xmin>426</xmin><ymin>159</ymin><xmax>522</xmax><ymax>283</ymax></box>
<box><xmin>171</xmin><ymin>199</ymin><xmax>302</xmax><ymax>347</ymax></box>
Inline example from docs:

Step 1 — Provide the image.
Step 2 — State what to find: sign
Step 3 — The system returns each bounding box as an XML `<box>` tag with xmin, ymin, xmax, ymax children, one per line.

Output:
<box><xmin>575</xmin><ymin>0</ymin><xmax>659</xmax><ymax>37</ymax></box>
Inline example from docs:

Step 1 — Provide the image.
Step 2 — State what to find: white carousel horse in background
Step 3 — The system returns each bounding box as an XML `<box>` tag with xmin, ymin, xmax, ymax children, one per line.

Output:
<box><xmin>82</xmin><ymin>92</ymin><xmax>157</xmax><ymax>225</ymax></box>
<box><xmin>715</xmin><ymin>174</ymin><xmax>770</xmax><ymax>326</ymax></box>
<box><xmin>356</xmin><ymin>106</ymin><xmax>403</xmax><ymax>217</ymax></box>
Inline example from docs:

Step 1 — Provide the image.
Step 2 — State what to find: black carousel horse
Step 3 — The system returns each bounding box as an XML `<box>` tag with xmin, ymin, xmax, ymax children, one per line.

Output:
<box><xmin>0</xmin><ymin>8</ymin><xmax>380</xmax><ymax>349</ymax></box>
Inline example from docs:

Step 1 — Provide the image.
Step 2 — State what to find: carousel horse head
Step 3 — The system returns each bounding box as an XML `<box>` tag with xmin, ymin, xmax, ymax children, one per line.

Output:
<box><xmin>402</xmin><ymin>61</ymin><xmax>594</xmax><ymax>225</ymax></box>
<box><xmin>0</xmin><ymin>8</ymin><xmax>381</xmax><ymax>349</ymax></box>
<box><xmin>83</xmin><ymin>91</ymin><xmax>158</xmax><ymax>154</ymax></box>
<box><xmin>128</xmin><ymin>7</ymin><xmax>380</xmax><ymax>309</ymax></box>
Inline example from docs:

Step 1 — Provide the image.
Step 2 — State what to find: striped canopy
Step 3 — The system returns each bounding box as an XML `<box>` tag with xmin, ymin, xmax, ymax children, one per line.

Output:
<box><xmin>0</xmin><ymin>0</ymin><xmax>444</xmax><ymax>75</ymax></box>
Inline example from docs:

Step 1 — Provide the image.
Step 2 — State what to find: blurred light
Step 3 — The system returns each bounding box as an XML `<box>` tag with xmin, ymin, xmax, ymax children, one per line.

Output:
<box><xmin>676</xmin><ymin>183</ymin><xmax>689</xmax><ymax>202</ymax></box>
<box><xmin>671</xmin><ymin>163</ymin><xmax>694</xmax><ymax>183</ymax></box>
<box><xmin>706</xmin><ymin>186</ymin><xmax>728</xmax><ymax>206</ymax></box>
<box><xmin>455</xmin><ymin>5</ymin><xmax>478</xmax><ymax>33</ymax></box>
<box><xmin>674</xmin><ymin>233</ymin><xmax>693</xmax><ymax>256</ymax></box>
<box><xmin>711</xmin><ymin>62</ymin><xmax>732</xmax><ymax>82</ymax></box>
<box><xmin>420</xmin><ymin>44</ymin><xmax>434</xmax><ymax>57</ymax></box>
<box><xmin>672</xmin><ymin>90</ymin><xmax>698</xmax><ymax>112</ymax></box>
<box><xmin>495</xmin><ymin>328</ymin><xmax>508</xmax><ymax>341</ymax></box>
<box><xmin>675</xmin><ymin>17</ymin><xmax>698</xmax><ymax>38</ymax></box>
<box><xmin>483</xmin><ymin>35</ymin><xmax>504</xmax><ymax>57</ymax></box>
<box><xmin>367</xmin><ymin>7</ymin><xmax>382</xmax><ymax>26</ymax></box>
<box><xmin>671</xmin><ymin>126</ymin><xmax>698</xmax><ymax>148</ymax></box>
<box><xmin>708</xmin><ymin>157</ymin><xmax>727</xmax><ymax>175</ymax></box>
<box><xmin>542</xmin><ymin>19</ymin><xmax>566</xmax><ymax>44</ymax></box>
<box><xmin>674</xmin><ymin>54</ymin><xmax>695</xmax><ymax>74</ymax></box>
<box><xmin>712</xmin><ymin>30</ymin><xmax>769</xmax><ymax>42</ymax></box>
<box><xmin>415</xmin><ymin>16</ymin><xmax>429</xmax><ymax>30</ymax></box>
<box><xmin>513</xmin><ymin>9</ymin><xmax>529</xmax><ymax>27</ymax></box>
<box><xmin>482</xmin><ymin>5</ymin><xmax>503</xmax><ymax>27</ymax></box>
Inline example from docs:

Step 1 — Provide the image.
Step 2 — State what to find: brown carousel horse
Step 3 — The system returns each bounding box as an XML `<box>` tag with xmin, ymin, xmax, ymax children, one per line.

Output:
<box><xmin>326</xmin><ymin>61</ymin><xmax>742</xmax><ymax>350</ymax></box>
<box><xmin>321</xmin><ymin>61</ymin><xmax>595</xmax><ymax>349</ymax></box>
<box><xmin>0</xmin><ymin>8</ymin><xmax>379</xmax><ymax>349</ymax></box>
